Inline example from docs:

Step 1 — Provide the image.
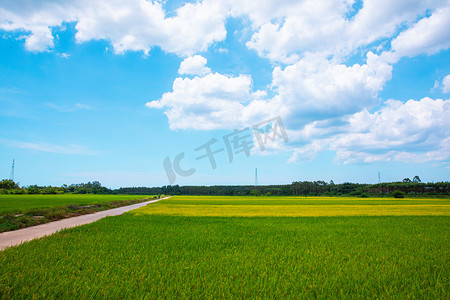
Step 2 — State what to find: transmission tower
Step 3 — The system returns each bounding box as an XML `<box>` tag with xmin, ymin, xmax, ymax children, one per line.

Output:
<box><xmin>378</xmin><ymin>171</ymin><xmax>381</xmax><ymax>183</ymax></box>
<box><xmin>255</xmin><ymin>168</ymin><xmax>258</xmax><ymax>186</ymax></box>
<box><xmin>10</xmin><ymin>159</ymin><xmax>15</xmax><ymax>181</ymax></box>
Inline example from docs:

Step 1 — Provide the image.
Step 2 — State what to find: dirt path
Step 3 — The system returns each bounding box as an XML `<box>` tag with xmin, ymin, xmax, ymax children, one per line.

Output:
<box><xmin>0</xmin><ymin>196</ymin><xmax>169</xmax><ymax>250</ymax></box>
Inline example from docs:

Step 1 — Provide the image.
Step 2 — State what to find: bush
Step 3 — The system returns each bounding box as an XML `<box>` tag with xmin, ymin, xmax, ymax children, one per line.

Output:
<box><xmin>45</xmin><ymin>209</ymin><xmax>67</xmax><ymax>221</ymax></box>
<box><xmin>392</xmin><ymin>190</ymin><xmax>405</xmax><ymax>198</ymax></box>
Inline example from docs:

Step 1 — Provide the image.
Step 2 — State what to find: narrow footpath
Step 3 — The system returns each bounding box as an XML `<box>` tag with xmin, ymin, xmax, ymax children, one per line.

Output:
<box><xmin>0</xmin><ymin>197</ymin><xmax>169</xmax><ymax>250</ymax></box>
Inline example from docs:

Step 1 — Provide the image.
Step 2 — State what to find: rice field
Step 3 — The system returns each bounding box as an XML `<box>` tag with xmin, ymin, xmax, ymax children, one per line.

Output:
<box><xmin>0</xmin><ymin>195</ymin><xmax>448</xmax><ymax>298</ymax></box>
<box><xmin>0</xmin><ymin>194</ymin><xmax>151</xmax><ymax>215</ymax></box>
<box><xmin>132</xmin><ymin>195</ymin><xmax>450</xmax><ymax>217</ymax></box>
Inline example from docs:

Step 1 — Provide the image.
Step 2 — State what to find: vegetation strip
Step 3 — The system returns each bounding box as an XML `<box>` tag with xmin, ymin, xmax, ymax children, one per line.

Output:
<box><xmin>0</xmin><ymin>198</ymin><xmax>167</xmax><ymax>251</ymax></box>
<box><xmin>0</xmin><ymin>194</ymin><xmax>158</xmax><ymax>233</ymax></box>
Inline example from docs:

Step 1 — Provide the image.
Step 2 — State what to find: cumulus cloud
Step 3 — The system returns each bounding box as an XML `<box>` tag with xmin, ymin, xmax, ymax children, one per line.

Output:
<box><xmin>148</xmin><ymin>50</ymin><xmax>392</xmax><ymax>131</ymax></box>
<box><xmin>146</xmin><ymin>72</ymin><xmax>266</xmax><ymax>130</ymax></box>
<box><xmin>0</xmin><ymin>0</ymin><xmax>227</xmax><ymax>55</ymax></box>
<box><xmin>442</xmin><ymin>75</ymin><xmax>450</xmax><ymax>94</ymax></box>
<box><xmin>178</xmin><ymin>55</ymin><xmax>211</xmax><ymax>76</ymax></box>
<box><xmin>2</xmin><ymin>0</ymin><xmax>449</xmax><ymax>165</ymax></box>
<box><xmin>289</xmin><ymin>98</ymin><xmax>450</xmax><ymax>164</ymax></box>
<box><xmin>2</xmin><ymin>0</ymin><xmax>449</xmax><ymax>62</ymax></box>
<box><xmin>243</xmin><ymin>0</ymin><xmax>447</xmax><ymax>63</ymax></box>
<box><xmin>245</xmin><ymin>0</ymin><xmax>350</xmax><ymax>63</ymax></box>
<box><xmin>390</xmin><ymin>6</ymin><xmax>450</xmax><ymax>59</ymax></box>
<box><xmin>272</xmin><ymin>52</ymin><xmax>392</xmax><ymax>125</ymax></box>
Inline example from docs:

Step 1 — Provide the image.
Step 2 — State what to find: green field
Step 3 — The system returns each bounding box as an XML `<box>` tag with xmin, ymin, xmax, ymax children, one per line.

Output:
<box><xmin>0</xmin><ymin>194</ymin><xmax>150</xmax><ymax>215</ymax></box>
<box><xmin>0</xmin><ymin>195</ymin><xmax>448</xmax><ymax>298</ymax></box>
<box><xmin>133</xmin><ymin>195</ymin><xmax>450</xmax><ymax>216</ymax></box>
<box><xmin>0</xmin><ymin>194</ymin><xmax>152</xmax><ymax>232</ymax></box>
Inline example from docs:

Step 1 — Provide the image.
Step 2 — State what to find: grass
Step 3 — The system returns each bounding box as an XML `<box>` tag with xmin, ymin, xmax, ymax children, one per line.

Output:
<box><xmin>0</xmin><ymin>195</ymin><xmax>448</xmax><ymax>298</ymax></box>
<box><xmin>0</xmin><ymin>194</ymin><xmax>151</xmax><ymax>215</ymax></box>
<box><xmin>0</xmin><ymin>215</ymin><xmax>448</xmax><ymax>298</ymax></box>
<box><xmin>133</xmin><ymin>195</ymin><xmax>450</xmax><ymax>217</ymax></box>
<box><xmin>0</xmin><ymin>194</ymin><xmax>153</xmax><ymax>232</ymax></box>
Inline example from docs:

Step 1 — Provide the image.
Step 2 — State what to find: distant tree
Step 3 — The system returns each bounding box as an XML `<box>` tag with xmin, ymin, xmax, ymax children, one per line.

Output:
<box><xmin>392</xmin><ymin>190</ymin><xmax>405</xmax><ymax>198</ymax></box>
<box><xmin>250</xmin><ymin>189</ymin><xmax>261</xmax><ymax>196</ymax></box>
<box><xmin>0</xmin><ymin>179</ymin><xmax>19</xmax><ymax>190</ymax></box>
<box><xmin>403</xmin><ymin>178</ymin><xmax>412</xmax><ymax>183</ymax></box>
<box><xmin>412</xmin><ymin>176</ymin><xmax>421</xmax><ymax>183</ymax></box>
<box><xmin>27</xmin><ymin>185</ymin><xmax>41</xmax><ymax>194</ymax></box>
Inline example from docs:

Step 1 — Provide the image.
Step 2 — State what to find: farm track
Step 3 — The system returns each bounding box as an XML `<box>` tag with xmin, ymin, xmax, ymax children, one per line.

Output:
<box><xmin>0</xmin><ymin>197</ymin><xmax>169</xmax><ymax>250</ymax></box>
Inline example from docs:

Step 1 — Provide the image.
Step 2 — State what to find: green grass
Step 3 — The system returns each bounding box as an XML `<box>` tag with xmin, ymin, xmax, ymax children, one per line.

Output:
<box><xmin>0</xmin><ymin>215</ymin><xmax>448</xmax><ymax>298</ymax></box>
<box><xmin>0</xmin><ymin>194</ymin><xmax>150</xmax><ymax>215</ymax></box>
<box><xmin>0</xmin><ymin>195</ymin><xmax>448</xmax><ymax>298</ymax></box>
<box><xmin>0</xmin><ymin>194</ymin><xmax>152</xmax><ymax>232</ymax></box>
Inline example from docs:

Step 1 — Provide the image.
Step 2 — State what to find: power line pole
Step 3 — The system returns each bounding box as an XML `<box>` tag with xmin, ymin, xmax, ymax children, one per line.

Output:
<box><xmin>255</xmin><ymin>168</ymin><xmax>258</xmax><ymax>186</ymax></box>
<box><xmin>378</xmin><ymin>171</ymin><xmax>381</xmax><ymax>183</ymax></box>
<box><xmin>10</xmin><ymin>159</ymin><xmax>15</xmax><ymax>181</ymax></box>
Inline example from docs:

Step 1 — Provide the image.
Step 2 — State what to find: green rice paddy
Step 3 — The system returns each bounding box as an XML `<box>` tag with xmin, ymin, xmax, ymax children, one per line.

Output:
<box><xmin>0</xmin><ymin>194</ymin><xmax>151</xmax><ymax>215</ymax></box>
<box><xmin>0</xmin><ymin>195</ymin><xmax>448</xmax><ymax>298</ymax></box>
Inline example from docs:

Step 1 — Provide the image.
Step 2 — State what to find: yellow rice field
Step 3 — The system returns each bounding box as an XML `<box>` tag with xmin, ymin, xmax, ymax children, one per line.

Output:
<box><xmin>132</xmin><ymin>196</ymin><xmax>450</xmax><ymax>217</ymax></box>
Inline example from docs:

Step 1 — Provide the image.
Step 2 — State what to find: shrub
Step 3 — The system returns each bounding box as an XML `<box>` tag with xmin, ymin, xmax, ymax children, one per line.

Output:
<box><xmin>392</xmin><ymin>190</ymin><xmax>405</xmax><ymax>198</ymax></box>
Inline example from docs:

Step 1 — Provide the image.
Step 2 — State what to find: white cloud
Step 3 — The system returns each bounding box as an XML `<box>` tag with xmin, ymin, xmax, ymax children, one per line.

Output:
<box><xmin>3</xmin><ymin>0</ymin><xmax>449</xmax><ymax>166</ymax></box>
<box><xmin>245</xmin><ymin>0</ymin><xmax>351</xmax><ymax>63</ymax></box>
<box><xmin>2</xmin><ymin>0</ymin><xmax>449</xmax><ymax>62</ymax></box>
<box><xmin>146</xmin><ymin>72</ymin><xmax>266</xmax><ymax>130</ymax></box>
<box><xmin>390</xmin><ymin>6</ymin><xmax>450</xmax><ymax>59</ymax></box>
<box><xmin>178</xmin><ymin>55</ymin><xmax>211</xmax><ymax>76</ymax></box>
<box><xmin>289</xmin><ymin>98</ymin><xmax>450</xmax><ymax>164</ymax></box>
<box><xmin>0</xmin><ymin>138</ymin><xmax>97</xmax><ymax>155</ymax></box>
<box><xmin>0</xmin><ymin>0</ymin><xmax>227</xmax><ymax>55</ymax></box>
<box><xmin>45</xmin><ymin>102</ymin><xmax>92</xmax><ymax>112</ymax></box>
<box><xmin>347</xmin><ymin>0</ymin><xmax>441</xmax><ymax>48</ymax></box>
<box><xmin>148</xmin><ymin>50</ymin><xmax>392</xmax><ymax>133</ymax></box>
<box><xmin>24</xmin><ymin>26</ymin><xmax>55</xmax><ymax>52</ymax></box>
<box><xmin>271</xmin><ymin>52</ymin><xmax>392</xmax><ymax>124</ymax></box>
<box><xmin>243</xmin><ymin>0</ymin><xmax>447</xmax><ymax>63</ymax></box>
<box><xmin>58</xmin><ymin>52</ymin><xmax>70</xmax><ymax>59</ymax></box>
<box><xmin>442</xmin><ymin>75</ymin><xmax>450</xmax><ymax>93</ymax></box>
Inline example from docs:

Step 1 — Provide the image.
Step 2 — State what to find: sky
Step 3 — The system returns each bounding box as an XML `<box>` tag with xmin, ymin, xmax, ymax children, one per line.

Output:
<box><xmin>0</xmin><ymin>0</ymin><xmax>449</xmax><ymax>188</ymax></box>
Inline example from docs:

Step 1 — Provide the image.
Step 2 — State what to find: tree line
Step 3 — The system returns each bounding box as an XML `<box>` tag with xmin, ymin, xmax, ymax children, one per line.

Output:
<box><xmin>1</xmin><ymin>178</ymin><xmax>449</xmax><ymax>197</ymax></box>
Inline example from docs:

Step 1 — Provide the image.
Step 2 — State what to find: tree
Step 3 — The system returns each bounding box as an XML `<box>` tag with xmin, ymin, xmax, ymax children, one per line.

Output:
<box><xmin>412</xmin><ymin>175</ymin><xmax>421</xmax><ymax>183</ymax></box>
<box><xmin>250</xmin><ymin>189</ymin><xmax>261</xmax><ymax>196</ymax></box>
<box><xmin>0</xmin><ymin>179</ymin><xmax>19</xmax><ymax>190</ymax></box>
<box><xmin>402</xmin><ymin>178</ymin><xmax>412</xmax><ymax>183</ymax></box>
<box><xmin>392</xmin><ymin>190</ymin><xmax>405</xmax><ymax>198</ymax></box>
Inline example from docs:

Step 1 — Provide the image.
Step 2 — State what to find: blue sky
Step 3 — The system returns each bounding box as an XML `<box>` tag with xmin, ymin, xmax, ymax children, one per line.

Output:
<box><xmin>0</xmin><ymin>0</ymin><xmax>449</xmax><ymax>188</ymax></box>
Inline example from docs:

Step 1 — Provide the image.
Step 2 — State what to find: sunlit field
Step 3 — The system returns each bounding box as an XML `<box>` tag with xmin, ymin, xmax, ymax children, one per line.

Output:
<box><xmin>1</xmin><ymin>195</ymin><xmax>448</xmax><ymax>298</ymax></box>
<box><xmin>0</xmin><ymin>194</ymin><xmax>151</xmax><ymax>215</ymax></box>
<box><xmin>132</xmin><ymin>195</ymin><xmax>450</xmax><ymax>217</ymax></box>
<box><xmin>0</xmin><ymin>194</ymin><xmax>152</xmax><ymax>232</ymax></box>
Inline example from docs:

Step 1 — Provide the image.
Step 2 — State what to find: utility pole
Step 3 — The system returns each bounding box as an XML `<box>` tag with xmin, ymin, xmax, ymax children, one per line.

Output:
<box><xmin>10</xmin><ymin>159</ymin><xmax>15</xmax><ymax>181</ymax></box>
